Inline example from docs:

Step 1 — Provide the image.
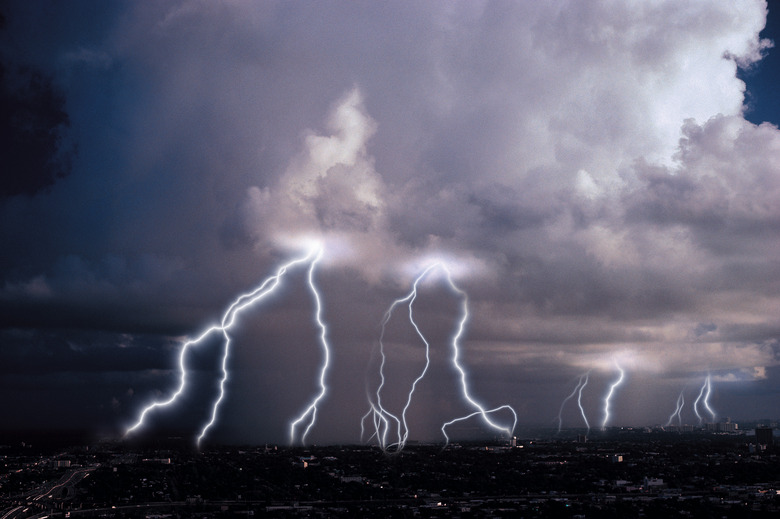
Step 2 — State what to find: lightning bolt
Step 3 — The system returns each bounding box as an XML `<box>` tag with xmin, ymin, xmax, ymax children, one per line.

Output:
<box><xmin>440</xmin><ymin>403</ymin><xmax>517</xmax><ymax>446</ymax></box>
<box><xmin>601</xmin><ymin>361</ymin><xmax>625</xmax><ymax>431</ymax></box>
<box><xmin>439</xmin><ymin>265</ymin><xmax>517</xmax><ymax>447</ymax></box>
<box><xmin>363</xmin><ymin>263</ymin><xmax>516</xmax><ymax>450</ymax></box>
<box><xmin>702</xmin><ymin>375</ymin><xmax>715</xmax><ymax>422</ymax></box>
<box><xmin>361</xmin><ymin>263</ymin><xmax>437</xmax><ymax>450</ymax></box>
<box><xmin>693</xmin><ymin>375</ymin><xmax>715</xmax><ymax>425</ymax></box>
<box><xmin>125</xmin><ymin>246</ymin><xmax>328</xmax><ymax>447</ymax></box>
<box><xmin>693</xmin><ymin>375</ymin><xmax>715</xmax><ymax>426</ymax></box>
<box><xmin>557</xmin><ymin>378</ymin><xmax>581</xmax><ymax>433</ymax></box>
<box><xmin>576</xmin><ymin>372</ymin><xmax>590</xmax><ymax>435</ymax></box>
<box><xmin>557</xmin><ymin>372</ymin><xmax>590</xmax><ymax>434</ymax></box>
<box><xmin>693</xmin><ymin>379</ymin><xmax>705</xmax><ymax>425</ymax></box>
<box><xmin>665</xmin><ymin>390</ymin><xmax>685</xmax><ymax>428</ymax></box>
<box><xmin>289</xmin><ymin>248</ymin><xmax>330</xmax><ymax>446</ymax></box>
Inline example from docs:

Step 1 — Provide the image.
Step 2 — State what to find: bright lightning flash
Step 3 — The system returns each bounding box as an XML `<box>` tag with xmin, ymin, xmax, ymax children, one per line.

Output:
<box><xmin>362</xmin><ymin>263</ymin><xmax>516</xmax><ymax>450</ymax></box>
<box><xmin>125</xmin><ymin>246</ymin><xmax>328</xmax><ymax>447</ymax></box>
<box><xmin>288</xmin><ymin>248</ymin><xmax>330</xmax><ymax>446</ymax></box>
<box><xmin>665</xmin><ymin>390</ymin><xmax>685</xmax><ymax>427</ymax></box>
<box><xmin>702</xmin><ymin>375</ymin><xmax>716</xmax><ymax>422</ymax></box>
<box><xmin>577</xmin><ymin>374</ymin><xmax>590</xmax><ymax>434</ymax></box>
<box><xmin>601</xmin><ymin>361</ymin><xmax>625</xmax><ymax>431</ymax></box>
<box><xmin>693</xmin><ymin>375</ymin><xmax>716</xmax><ymax>426</ymax></box>
<box><xmin>557</xmin><ymin>373</ymin><xmax>590</xmax><ymax>434</ymax></box>
<box><xmin>361</xmin><ymin>263</ymin><xmax>437</xmax><ymax>451</ymax></box>
<box><xmin>440</xmin><ymin>263</ymin><xmax>517</xmax><ymax>446</ymax></box>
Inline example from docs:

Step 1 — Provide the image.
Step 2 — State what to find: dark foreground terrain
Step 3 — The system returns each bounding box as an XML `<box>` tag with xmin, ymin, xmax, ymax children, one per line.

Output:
<box><xmin>1</xmin><ymin>431</ymin><xmax>778</xmax><ymax>518</ymax></box>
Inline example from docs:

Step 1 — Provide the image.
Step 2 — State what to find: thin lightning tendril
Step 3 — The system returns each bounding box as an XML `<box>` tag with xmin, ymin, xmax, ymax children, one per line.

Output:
<box><xmin>125</xmin><ymin>246</ymin><xmax>326</xmax><ymax>447</ymax></box>
<box><xmin>557</xmin><ymin>373</ymin><xmax>590</xmax><ymax>433</ymax></box>
<box><xmin>557</xmin><ymin>377</ymin><xmax>581</xmax><ymax>433</ymax></box>
<box><xmin>601</xmin><ymin>362</ymin><xmax>625</xmax><ymax>431</ymax></box>
<box><xmin>666</xmin><ymin>390</ymin><xmax>685</xmax><ymax>427</ymax></box>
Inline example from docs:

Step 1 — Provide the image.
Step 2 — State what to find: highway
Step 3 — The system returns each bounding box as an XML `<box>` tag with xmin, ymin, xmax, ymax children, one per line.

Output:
<box><xmin>1</xmin><ymin>467</ymin><xmax>97</xmax><ymax>519</ymax></box>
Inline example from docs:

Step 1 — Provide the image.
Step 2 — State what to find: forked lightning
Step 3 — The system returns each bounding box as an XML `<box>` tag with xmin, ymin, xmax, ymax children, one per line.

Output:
<box><xmin>125</xmin><ymin>246</ymin><xmax>329</xmax><ymax>447</ymax></box>
<box><xmin>362</xmin><ymin>263</ymin><xmax>516</xmax><ymax>450</ymax></box>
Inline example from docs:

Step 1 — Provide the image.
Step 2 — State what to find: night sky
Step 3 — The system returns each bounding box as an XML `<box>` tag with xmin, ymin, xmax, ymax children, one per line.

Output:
<box><xmin>1</xmin><ymin>1</ymin><xmax>779</xmax><ymax>446</ymax></box>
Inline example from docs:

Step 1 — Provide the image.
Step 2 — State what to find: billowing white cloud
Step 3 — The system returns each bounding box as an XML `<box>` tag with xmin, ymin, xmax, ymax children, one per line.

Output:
<box><xmin>243</xmin><ymin>88</ymin><xmax>385</xmax><ymax>242</ymax></box>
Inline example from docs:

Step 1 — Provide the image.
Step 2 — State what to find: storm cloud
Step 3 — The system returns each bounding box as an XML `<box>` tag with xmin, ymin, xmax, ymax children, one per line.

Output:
<box><xmin>1</xmin><ymin>0</ymin><xmax>778</xmax><ymax>443</ymax></box>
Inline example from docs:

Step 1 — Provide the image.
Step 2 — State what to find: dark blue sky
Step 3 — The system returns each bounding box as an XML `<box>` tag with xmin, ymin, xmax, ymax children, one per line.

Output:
<box><xmin>742</xmin><ymin>1</ymin><xmax>780</xmax><ymax>126</ymax></box>
<box><xmin>1</xmin><ymin>1</ymin><xmax>779</xmax><ymax>446</ymax></box>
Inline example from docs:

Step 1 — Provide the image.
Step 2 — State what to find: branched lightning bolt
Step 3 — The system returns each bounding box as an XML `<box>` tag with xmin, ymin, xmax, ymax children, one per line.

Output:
<box><xmin>125</xmin><ymin>246</ymin><xmax>326</xmax><ymax>447</ymax></box>
<box><xmin>693</xmin><ymin>375</ymin><xmax>715</xmax><ymax>426</ymax></box>
<box><xmin>601</xmin><ymin>361</ymin><xmax>625</xmax><ymax>430</ymax></box>
<box><xmin>363</xmin><ymin>263</ymin><xmax>516</xmax><ymax>451</ymax></box>
<box><xmin>693</xmin><ymin>379</ymin><xmax>705</xmax><ymax>425</ymax></box>
<box><xmin>665</xmin><ymin>390</ymin><xmax>685</xmax><ymax>427</ymax></box>
<box><xmin>362</xmin><ymin>264</ymin><xmax>444</xmax><ymax>450</ymax></box>
<box><xmin>440</xmin><ymin>266</ymin><xmax>517</xmax><ymax>446</ymax></box>
<box><xmin>557</xmin><ymin>372</ymin><xmax>590</xmax><ymax>433</ymax></box>
<box><xmin>694</xmin><ymin>375</ymin><xmax>715</xmax><ymax>425</ymax></box>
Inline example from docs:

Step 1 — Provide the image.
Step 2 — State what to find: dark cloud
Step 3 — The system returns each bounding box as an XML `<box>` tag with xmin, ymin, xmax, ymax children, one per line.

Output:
<box><xmin>0</xmin><ymin>61</ymin><xmax>75</xmax><ymax>197</ymax></box>
<box><xmin>0</xmin><ymin>328</ymin><xmax>176</xmax><ymax>375</ymax></box>
<box><xmin>693</xmin><ymin>322</ymin><xmax>718</xmax><ymax>338</ymax></box>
